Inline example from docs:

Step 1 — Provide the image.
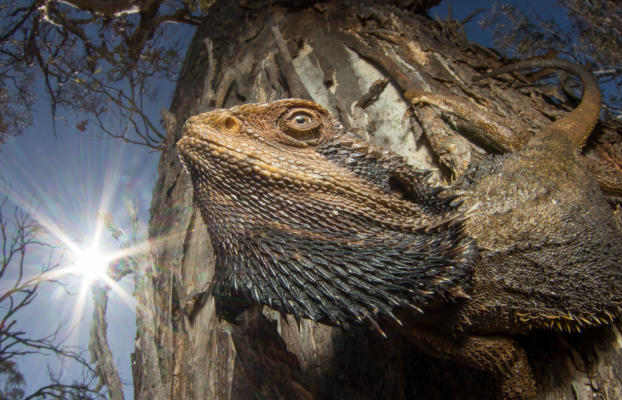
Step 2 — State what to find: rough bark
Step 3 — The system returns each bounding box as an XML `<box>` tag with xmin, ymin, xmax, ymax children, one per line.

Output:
<box><xmin>132</xmin><ymin>1</ymin><xmax>622</xmax><ymax>399</ymax></box>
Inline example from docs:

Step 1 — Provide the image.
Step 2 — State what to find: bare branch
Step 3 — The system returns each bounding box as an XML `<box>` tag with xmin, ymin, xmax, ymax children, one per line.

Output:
<box><xmin>199</xmin><ymin>37</ymin><xmax>215</xmax><ymax>113</ymax></box>
<box><xmin>460</xmin><ymin>8</ymin><xmax>487</xmax><ymax>26</ymax></box>
<box><xmin>90</xmin><ymin>201</ymin><xmax>157</xmax><ymax>396</ymax></box>
<box><xmin>56</xmin><ymin>0</ymin><xmax>151</xmax><ymax>17</ymax></box>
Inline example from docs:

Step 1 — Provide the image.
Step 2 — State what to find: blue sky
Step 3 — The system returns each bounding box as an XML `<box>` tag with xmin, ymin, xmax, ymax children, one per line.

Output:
<box><xmin>0</xmin><ymin>1</ymin><xmax>566</xmax><ymax>398</ymax></box>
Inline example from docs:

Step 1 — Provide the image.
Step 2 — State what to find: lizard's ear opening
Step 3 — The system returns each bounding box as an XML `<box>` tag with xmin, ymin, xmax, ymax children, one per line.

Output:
<box><xmin>222</xmin><ymin>116</ymin><xmax>241</xmax><ymax>133</ymax></box>
<box><xmin>388</xmin><ymin>175</ymin><xmax>406</xmax><ymax>199</ymax></box>
<box><xmin>279</xmin><ymin>108</ymin><xmax>323</xmax><ymax>144</ymax></box>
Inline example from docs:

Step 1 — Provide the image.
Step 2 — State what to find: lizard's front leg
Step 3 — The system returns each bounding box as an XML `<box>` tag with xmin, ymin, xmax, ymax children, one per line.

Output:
<box><xmin>405</xmin><ymin>90</ymin><xmax>528</xmax><ymax>154</ymax></box>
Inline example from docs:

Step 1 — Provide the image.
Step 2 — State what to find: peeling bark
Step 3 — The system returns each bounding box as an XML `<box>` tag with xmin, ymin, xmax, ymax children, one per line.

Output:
<box><xmin>133</xmin><ymin>1</ymin><xmax>622</xmax><ymax>399</ymax></box>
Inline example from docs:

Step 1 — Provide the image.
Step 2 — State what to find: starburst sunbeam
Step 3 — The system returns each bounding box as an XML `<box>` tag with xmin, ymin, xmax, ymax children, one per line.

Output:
<box><xmin>73</xmin><ymin>246</ymin><xmax>111</xmax><ymax>284</ymax></box>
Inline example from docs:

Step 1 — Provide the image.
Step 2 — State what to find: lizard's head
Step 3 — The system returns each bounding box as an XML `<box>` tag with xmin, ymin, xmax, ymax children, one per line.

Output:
<box><xmin>178</xmin><ymin>99</ymin><xmax>475</xmax><ymax>331</ymax></box>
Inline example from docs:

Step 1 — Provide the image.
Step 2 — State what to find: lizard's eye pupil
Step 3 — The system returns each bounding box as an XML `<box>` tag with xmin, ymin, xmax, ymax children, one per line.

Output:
<box><xmin>295</xmin><ymin>116</ymin><xmax>306</xmax><ymax>124</ymax></box>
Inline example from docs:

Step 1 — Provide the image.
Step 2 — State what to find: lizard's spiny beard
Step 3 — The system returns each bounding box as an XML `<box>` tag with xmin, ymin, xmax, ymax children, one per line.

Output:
<box><xmin>209</xmin><ymin>220</ymin><xmax>475</xmax><ymax>330</ymax></box>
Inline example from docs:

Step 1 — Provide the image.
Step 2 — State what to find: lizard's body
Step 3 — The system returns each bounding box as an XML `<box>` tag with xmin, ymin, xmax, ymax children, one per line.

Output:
<box><xmin>178</xmin><ymin>60</ymin><xmax>622</xmax><ymax>399</ymax></box>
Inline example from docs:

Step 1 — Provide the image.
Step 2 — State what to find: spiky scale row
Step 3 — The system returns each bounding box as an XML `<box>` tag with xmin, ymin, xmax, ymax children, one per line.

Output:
<box><xmin>514</xmin><ymin>308</ymin><xmax>618</xmax><ymax>332</ymax></box>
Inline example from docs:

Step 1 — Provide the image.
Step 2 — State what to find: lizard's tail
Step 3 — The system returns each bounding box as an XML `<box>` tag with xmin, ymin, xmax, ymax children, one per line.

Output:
<box><xmin>473</xmin><ymin>59</ymin><xmax>601</xmax><ymax>149</ymax></box>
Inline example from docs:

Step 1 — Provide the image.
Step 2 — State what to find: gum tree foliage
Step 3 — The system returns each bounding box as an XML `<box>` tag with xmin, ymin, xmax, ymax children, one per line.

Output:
<box><xmin>480</xmin><ymin>0</ymin><xmax>622</xmax><ymax>117</ymax></box>
<box><xmin>0</xmin><ymin>0</ymin><xmax>207</xmax><ymax>149</ymax></box>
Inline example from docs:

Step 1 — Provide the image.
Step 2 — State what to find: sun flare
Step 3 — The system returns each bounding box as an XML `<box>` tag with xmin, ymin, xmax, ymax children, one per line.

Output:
<box><xmin>73</xmin><ymin>245</ymin><xmax>112</xmax><ymax>283</ymax></box>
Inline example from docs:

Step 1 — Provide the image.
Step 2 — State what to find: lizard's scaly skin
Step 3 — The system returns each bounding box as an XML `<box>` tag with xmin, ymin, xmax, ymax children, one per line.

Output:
<box><xmin>177</xmin><ymin>61</ymin><xmax>622</xmax><ymax>400</ymax></box>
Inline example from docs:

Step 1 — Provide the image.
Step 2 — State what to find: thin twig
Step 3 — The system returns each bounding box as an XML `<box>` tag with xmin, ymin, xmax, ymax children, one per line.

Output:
<box><xmin>355</xmin><ymin>78</ymin><xmax>390</xmax><ymax>109</ymax></box>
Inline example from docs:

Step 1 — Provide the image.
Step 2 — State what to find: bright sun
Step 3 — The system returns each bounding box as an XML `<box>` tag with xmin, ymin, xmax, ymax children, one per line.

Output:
<box><xmin>73</xmin><ymin>246</ymin><xmax>111</xmax><ymax>283</ymax></box>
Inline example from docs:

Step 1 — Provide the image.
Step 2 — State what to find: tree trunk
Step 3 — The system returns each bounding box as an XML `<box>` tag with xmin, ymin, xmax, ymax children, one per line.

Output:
<box><xmin>131</xmin><ymin>1</ymin><xmax>622</xmax><ymax>399</ymax></box>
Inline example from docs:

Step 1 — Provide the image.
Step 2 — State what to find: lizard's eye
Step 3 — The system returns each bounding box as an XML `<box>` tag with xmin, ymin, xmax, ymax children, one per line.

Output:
<box><xmin>279</xmin><ymin>109</ymin><xmax>322</xmax><ymax>144</ymax></box>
